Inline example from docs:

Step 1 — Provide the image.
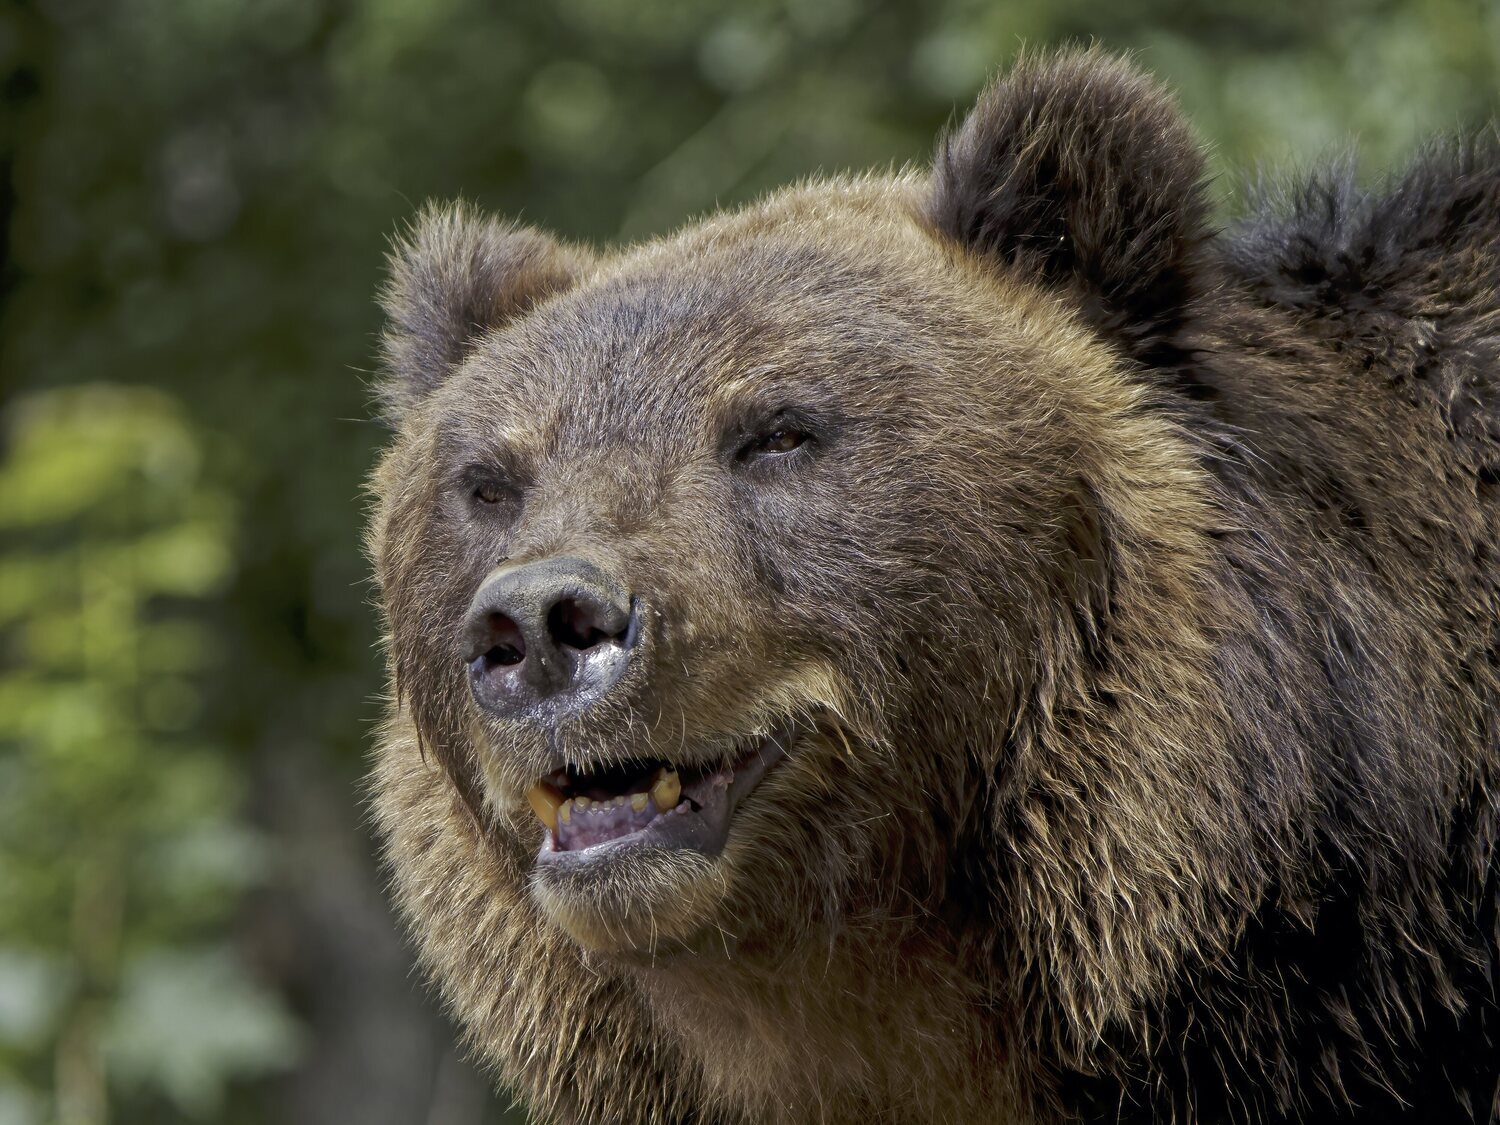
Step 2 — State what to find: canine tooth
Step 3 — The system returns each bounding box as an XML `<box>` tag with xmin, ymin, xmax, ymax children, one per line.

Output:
<box><xmin>526</xmin><ymin>783</ymin><xmax>563</xmax><ymax>833</ymax></box>
<box><xmin>559</xmin><ymin>799</ymin><xmax>573</xmax><ymax>825</ymax></box>
<box><xmin>631</xmin><ymin>792</ymin><xmax>649</xmax><ymax>813</ymax></box>
<box><xmin>651</xmin><ymin>768</ymin><xmax>681</xmax><ymax>812</ymax></box>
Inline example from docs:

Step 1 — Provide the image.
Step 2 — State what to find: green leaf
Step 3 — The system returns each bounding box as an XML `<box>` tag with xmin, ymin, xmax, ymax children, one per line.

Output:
<box><xmin>103</xmin><ymin>949</ymin><xmax>302</xmax><ymax>1118</ymax></box>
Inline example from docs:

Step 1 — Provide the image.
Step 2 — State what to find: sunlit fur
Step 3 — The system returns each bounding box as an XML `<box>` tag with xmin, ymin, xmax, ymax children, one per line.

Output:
<box><xmin>368</xmin><ymin>50</ymin><xmax>1500</xmax><ymax>1124</ymax></box>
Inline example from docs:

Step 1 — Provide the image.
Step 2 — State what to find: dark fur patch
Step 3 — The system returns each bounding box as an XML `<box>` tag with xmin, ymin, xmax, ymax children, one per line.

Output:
<box><xmin>1223</xmin><ymin>129</ymin><xmax>1500</xmax><ymax>470</ymax></box>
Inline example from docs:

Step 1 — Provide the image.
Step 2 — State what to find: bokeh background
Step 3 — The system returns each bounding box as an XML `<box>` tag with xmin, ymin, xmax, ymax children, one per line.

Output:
<box><xmin>0</xmin><ymin>1</ymin><xmax>1496</xmax><ymax>1122</ymax></box>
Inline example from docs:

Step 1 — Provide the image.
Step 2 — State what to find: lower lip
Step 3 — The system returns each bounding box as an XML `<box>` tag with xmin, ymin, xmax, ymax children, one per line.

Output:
<box><xmin>533</xmin><ymin>734</ymin><xmax>789</xmax><ymax>869</ymax></box>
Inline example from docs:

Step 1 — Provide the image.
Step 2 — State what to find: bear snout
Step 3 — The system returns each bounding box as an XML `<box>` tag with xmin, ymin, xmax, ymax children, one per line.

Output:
<box><xmin>462</xmin><ymin>556</ymin><xmax>639</xmax><ymax>721</ymax></box>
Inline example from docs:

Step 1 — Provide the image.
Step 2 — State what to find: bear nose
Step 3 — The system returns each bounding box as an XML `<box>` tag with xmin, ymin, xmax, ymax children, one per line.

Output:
<box><xmin>463</xmin><ymin>557</ymin><xmax>638</xmax><ymax>721</ymax></box>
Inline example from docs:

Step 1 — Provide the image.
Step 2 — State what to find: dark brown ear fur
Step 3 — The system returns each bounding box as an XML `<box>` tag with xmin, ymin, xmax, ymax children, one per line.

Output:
<box><xmin>378</xmin><ymin>201</ymin><xmax>588</xmax><ymax>420</ymax></box>
<box><xmin>926</xmin><ymin>49</ymin><xmax>1211</xmax><ymax>364</ymax></box>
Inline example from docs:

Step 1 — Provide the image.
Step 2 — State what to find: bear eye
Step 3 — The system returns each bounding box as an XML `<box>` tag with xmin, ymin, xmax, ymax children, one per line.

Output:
<box><xmin>460</xmin><ymin>465</ymin><xmax>521</xmax><ymax>512</ymax></box>
<box><xmin>739</xmin><ymin>426</ymin><xmax>810</xmax><ymax>462</ymax></box>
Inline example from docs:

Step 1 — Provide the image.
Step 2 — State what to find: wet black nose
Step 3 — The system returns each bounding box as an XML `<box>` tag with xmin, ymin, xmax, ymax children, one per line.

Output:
<box><xmin>463</xmin><ymin>557</ymin><xmax>638</xmax><ymax>720</ymax></box>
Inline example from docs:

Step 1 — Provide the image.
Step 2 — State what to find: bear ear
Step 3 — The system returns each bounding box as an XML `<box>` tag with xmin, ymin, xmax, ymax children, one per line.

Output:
<box><xmin>925</xmin><ymin>49</ymin><xmax>1211</xmax><ymax>364</ymax></box>
<box><xmin>377</xmin><ymin>201</ymin><xmax>589</xmax><ymax>421</ymax></box>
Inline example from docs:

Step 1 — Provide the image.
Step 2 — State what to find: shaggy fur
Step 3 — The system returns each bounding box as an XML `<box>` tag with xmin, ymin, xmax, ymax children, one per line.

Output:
<box><xmin>366</xmin><ymin>49</ymin><xmax>1500</xmax><ymax>1124</ymax></box>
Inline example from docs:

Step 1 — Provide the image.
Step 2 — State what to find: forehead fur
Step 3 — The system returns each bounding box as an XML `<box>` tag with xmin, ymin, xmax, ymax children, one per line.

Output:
<box><xmin>428</xmin><ymin>172</ymin><xmax>1099</xmax><ymax>449</ymax></box>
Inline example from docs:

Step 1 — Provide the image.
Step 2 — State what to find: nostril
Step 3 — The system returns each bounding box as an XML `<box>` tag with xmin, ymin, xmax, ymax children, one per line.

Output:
<box><xmin>479</xmin><ymin>613</ymin><xmax>526</xmax><ymax>667</ymax></box>
<box><xmin>547</xmin><ymin>598</ymin><xmax>620</xmax><ymax>652</ymax></box>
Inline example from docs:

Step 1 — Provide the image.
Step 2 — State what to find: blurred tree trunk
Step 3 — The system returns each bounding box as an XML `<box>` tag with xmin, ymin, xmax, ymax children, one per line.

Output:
<box><xmin>0</xmin><ymin>0</ymin><xmax>47</xmax><ymax>401</ymax></box>
<box><xmin>252</xmin><ymin>743</ymin><xmax>507</xmax><ymax>1125</ymax></box>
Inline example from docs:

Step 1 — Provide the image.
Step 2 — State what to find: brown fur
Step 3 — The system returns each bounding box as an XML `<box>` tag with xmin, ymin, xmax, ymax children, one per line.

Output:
<box><xmin>367</xmin><ymin>50</ymin><xmax>1500</xmax><ymax>1124</ymax></box>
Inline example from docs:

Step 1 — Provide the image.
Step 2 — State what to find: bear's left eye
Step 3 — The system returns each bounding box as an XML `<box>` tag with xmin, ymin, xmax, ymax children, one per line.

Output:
<box><xmin>739</xmin><ymin>426</ymin><xmax>810</xmax><ymax>461</ymax></box>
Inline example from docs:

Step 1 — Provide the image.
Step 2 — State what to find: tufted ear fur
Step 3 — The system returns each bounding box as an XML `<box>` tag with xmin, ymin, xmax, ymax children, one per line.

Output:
<box><xmin>377</xmin><ymin>201</ymin><xmax>589</xmax><ymax>421</ymax></box>
<box><xmin>926</xmin><ymin>49</ymin><xmax>1211</xmax><ymax>365</ymax></box>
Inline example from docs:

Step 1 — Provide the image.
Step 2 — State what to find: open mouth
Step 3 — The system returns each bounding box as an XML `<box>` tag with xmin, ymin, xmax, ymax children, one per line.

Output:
<box><xmin>527</xmin><ymin>721</ymin><xmax>797</xmax><ymax>865</ymax></box>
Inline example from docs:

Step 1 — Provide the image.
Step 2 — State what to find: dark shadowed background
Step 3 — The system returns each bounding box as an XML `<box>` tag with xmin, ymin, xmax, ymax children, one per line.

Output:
<box><xmin>0</xmin><ymin>1</ymin><xmax>1495</xmax><ymax>1122</ymax></box>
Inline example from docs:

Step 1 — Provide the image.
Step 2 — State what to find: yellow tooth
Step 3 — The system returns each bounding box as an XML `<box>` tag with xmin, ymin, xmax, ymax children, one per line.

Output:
<box><xmin>651</xmin><ymin>768</ymin><xmax>681</xmax><ymax>812</ymax></box>
<box><xmin>527</xmin><ymin>783</ymin><xmax>563</xmax><ymax>834</ymax></box>
<box><xmin>559</xmin><ymin>799</ymin><xmax>572</xmax><ymax>824</ymax></box>
<box><xmin>630</xmin><ymin>792</ymin><xmax>649</xmax><ymax>813</ymax></box>
<box><xmin>575</xmin><ymin>796</ymin><xmax>591</xmax><ymax>811</ymax></box>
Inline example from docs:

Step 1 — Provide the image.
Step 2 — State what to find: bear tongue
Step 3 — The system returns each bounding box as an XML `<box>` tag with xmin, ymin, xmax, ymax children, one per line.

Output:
<box><xmin>554</xmin><ymin>793</ymin><xmax>667</xmax><ymax>850</ymax></box>
<box><xmin>545</xmin><ymin>765</ymin><xmax>734</xmax><ymax>853</ymax></box>
<box><xmin>528</xmin><ymin>730</ymin><xmax>790</xmax><ymax>860</ymax></box>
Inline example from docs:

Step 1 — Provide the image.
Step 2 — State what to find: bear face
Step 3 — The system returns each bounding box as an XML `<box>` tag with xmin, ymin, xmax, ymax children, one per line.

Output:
<box><xmin>374</xmin><ymin>180</ymin><xmax>1178</xmax><ymax>954</ymax></box>
<box><xmin>369</xmin><ymin>49</ymin><xmax>1500</xmax><ymax>1125</ymax></box>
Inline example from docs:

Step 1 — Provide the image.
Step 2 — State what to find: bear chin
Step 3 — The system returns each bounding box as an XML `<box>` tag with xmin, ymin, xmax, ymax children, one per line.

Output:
<box><xmin>528</xmin><ymin>843</ymin><xmax>731</xmax><ymax>954</ymax></box>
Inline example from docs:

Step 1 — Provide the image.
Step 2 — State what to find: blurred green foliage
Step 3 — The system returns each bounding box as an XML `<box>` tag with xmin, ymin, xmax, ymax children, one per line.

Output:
<box><xmin>0</xmin><ymin>1</ymin><xmax>1495</xmax><ymax>1122</ymax></box>
<box><xmin>0</xmin><ymin>389</ymin><xmax>298</xmax><ymax>1124</ymax></box>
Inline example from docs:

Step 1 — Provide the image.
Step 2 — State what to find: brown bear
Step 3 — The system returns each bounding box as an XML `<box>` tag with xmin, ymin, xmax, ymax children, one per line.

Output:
<box><xmin>367</xmin><ymin>49</ymin><xmax>1500</xmax><ymax>1124</ymax></box>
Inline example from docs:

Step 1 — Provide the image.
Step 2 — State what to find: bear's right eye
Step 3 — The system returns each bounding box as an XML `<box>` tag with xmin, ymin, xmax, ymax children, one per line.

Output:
<box><xmin>459</xmin><ymin>465</ymin><xmax>521</xmax><ymax>513</ymax></box>
<box><xmin>736</xmin><ymin>415</ymin><xmax>815</xmax><ymax>465</ymax></box>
